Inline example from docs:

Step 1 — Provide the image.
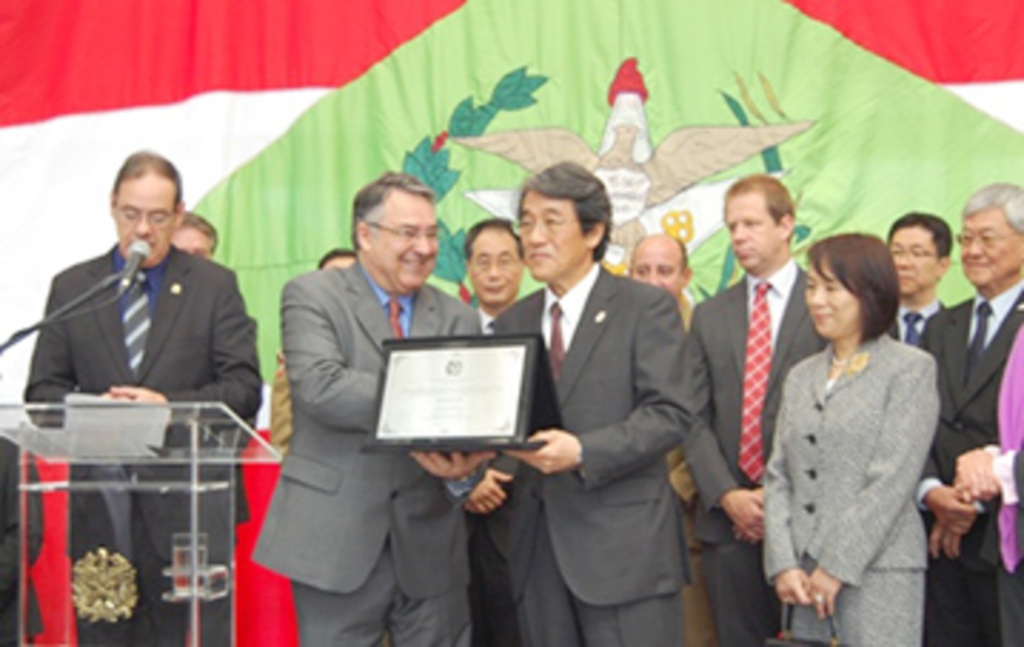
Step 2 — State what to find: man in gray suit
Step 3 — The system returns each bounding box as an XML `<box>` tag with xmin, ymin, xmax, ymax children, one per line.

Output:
<box><xmin>495</xmin><ymin>162</ymin><xmax>690</xmax><ymax>646</ymax></box>
<box><xmin>254</xmin><ymin>172</ymin><xmax>486</xmax><ymax>646</ymax></box>
<box><xmin>681</xmin><ymin>174</ymin><xmax>823</xmax><ymax>646</ymax></box>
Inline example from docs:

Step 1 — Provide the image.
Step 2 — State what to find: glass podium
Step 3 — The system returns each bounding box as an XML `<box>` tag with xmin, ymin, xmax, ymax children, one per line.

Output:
<box><xmin>0</xmin><ymin>402</ymin><xmax>281</xmax><ymax>647</ymax></box>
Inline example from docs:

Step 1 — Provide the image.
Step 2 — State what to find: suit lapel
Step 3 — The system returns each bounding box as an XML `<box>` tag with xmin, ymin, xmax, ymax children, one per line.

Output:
<box><xmin>939</xmin><ymin>302</ymin><xmax>972</xmax><ymax>411</ymax></box>
<box><xmin>410</xmin><ymin>287</ymin><xmax>442</xmax><ymax>337</ymax></box>
<box><xmin>557</xmin><ymin>270</ymin><xmax>615</xmax><ymax>406</ymax></box>
<box><xmin>768</xmin><ymin>271</ymin><xmax>812</xmax><ymax>395</ymax></box>
<box><xmin>963</xmin><ymin>292</ymin><xmax>1024</xmax><ymax>403</ymax></box>
<box><xmin>139</xmin><ymin>252</ymin><xmax>188</xmax><ymax>381</ymax></box>
<box><xmin>725</xmin><ymin>281</ymin><xmax>748</xmax><ymax>378</ymax></box>
<box><xmin>88</xmin><ymin>258</ymin><xmax>134</xmax><ymax>383</ymax></box>
<box><xmin>348</xmin><ymin>268</ymin><xmax>391</xmax><ymax>352</ymax></box>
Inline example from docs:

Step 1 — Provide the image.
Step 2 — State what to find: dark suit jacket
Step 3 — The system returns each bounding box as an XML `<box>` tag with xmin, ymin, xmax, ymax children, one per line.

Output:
<box><xmin>920</xmin><ymin>291</ymin><xmax>1024</xmax><ymax>569</ymax></box>
<box><xmin>24</xmin><ymin>247</ymin><xmax>262</xmax><ymax>559</ymax></box>
<box><xmin>254</xmin><ymin>265</ymin><xmax>480</xmax><ymax>598</ymax></box>
<box><xmin>681</xmin><ymin>271</ymin><xmax>824</xmax><ymax>544</ymax></box>
<box><xmin>494</xmin><ymin>269</ymin><xmax>690</xmax><ymax>607</ymax></box>
<box><xmin>0</xmin><ymin>439</ymin><xmax>41</xmax><ymax>644</ymax></box>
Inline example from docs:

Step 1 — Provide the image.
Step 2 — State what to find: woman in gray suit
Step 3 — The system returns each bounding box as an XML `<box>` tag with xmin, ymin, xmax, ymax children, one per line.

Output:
<box><xmin>764</xmin><ymin>234</ymin><xmax>939</xmax><ymax>645</ymax></box>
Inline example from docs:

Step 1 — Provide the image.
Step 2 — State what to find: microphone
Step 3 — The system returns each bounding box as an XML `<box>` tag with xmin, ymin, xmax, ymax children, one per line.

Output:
<box><xmin>119</xmin><ymin>240</ymin><xmax>152</xmax><ymax>291</ymax></box>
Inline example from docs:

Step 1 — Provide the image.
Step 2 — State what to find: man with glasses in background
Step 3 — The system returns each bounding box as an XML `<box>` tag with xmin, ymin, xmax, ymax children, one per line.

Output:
<box><xmin>919</xmin><ymin>183</ymin><xmax>1024</xmax><ymax>647</ymax></box>
<box><xmin>255</xmin><ymin>172</ymin><xmax>486</xmax><ymax>646</ymax></box>
<box><xmin>888</xmin><ymin>212</ymin><xmax>952</xmax><ymax>346</ymax></box>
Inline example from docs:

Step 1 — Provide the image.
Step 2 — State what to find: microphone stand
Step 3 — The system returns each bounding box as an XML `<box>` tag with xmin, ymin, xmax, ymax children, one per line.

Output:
<box><xmin>0</xmin><ymin>271</ymin><xmax>128</xmax><ymax>357</ymax></box>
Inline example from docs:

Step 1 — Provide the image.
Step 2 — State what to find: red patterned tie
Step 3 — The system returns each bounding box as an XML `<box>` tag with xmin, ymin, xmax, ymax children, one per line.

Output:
<box><xmin>739</xmin><ymin>282</ymin><xmax>772</xmax><ymax>483</ymax></box>
<box><xmin>388</xmin><ymin>298</ymin><xmax>404</xmax><ymax>339</ymax></box>
<box><xmin>549</xmin><ymin>302</ymin><xmax>565</xmax><ymax>382</ymax></box>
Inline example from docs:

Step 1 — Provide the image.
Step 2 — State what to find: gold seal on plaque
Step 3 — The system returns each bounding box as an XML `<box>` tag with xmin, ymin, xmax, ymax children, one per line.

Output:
<box><xmin>72</xmin><ymin>547</ymin><xmax>139</xmax><ymax>623</ymax></box>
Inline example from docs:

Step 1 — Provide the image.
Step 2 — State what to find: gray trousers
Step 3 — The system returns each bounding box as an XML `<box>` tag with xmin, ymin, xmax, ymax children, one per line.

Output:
<box><xmin>291</xmin><ymin>542</ymin><xmax>470</xmax><ymax>647</ymax></box>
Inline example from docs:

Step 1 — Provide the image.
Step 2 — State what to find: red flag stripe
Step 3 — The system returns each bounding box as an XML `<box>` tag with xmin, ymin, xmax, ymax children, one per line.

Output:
<box><xmin>0</xmin><ymin>0</ymin><xmax>464</xmax><ymax>127</ymax></box>
<box><xmin>787</xmin><ymin>0</ymin><xmax>1024</xmax><ymax>84</ymax></box>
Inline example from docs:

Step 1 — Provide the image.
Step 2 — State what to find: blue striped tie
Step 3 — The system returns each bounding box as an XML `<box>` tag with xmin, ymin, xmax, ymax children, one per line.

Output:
<box><xmin>123</xmin><ymin>274</ymin><xmax>150</xmax><ymax>376</ymax></box>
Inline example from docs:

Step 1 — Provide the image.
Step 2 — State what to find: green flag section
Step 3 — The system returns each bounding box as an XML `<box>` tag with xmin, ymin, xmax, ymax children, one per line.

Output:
<box><xmin>198</xmin><ymin>0</ymin><xmax>1024</xmax><ymax>379</ymax></box>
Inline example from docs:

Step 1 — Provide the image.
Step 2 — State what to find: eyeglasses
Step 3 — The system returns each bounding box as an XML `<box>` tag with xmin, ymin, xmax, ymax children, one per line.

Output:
<box><xmin>470</xmin><ymin>255</ymin><xmax>520</xmax><ymax>272</ymax></box>
<box><xmin>957</xmin><ymin>231</ymin><xmax>1020</xmax><ymax>250</ymax></box>
<box><xmin>116</xmin><ymin>208</ymin><xmax>176</xmax><ymax>228</ymax></box>
<box><xmin>890</xmin><ymin>247</ymin><xmax>937</xmax><ymax>261</ymax></box>
<box><xmin>368</xmin><ymin>222</ymin><xmax>439</xmax><ymax>244</ymax></box>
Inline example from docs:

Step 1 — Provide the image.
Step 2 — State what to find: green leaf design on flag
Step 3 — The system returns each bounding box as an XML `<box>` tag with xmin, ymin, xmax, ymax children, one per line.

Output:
<box><xmin>434</xmin><ymin>220</ymin><xmax>466</xmax><ymax>284</ymax></box>
<box><xmin>404</xmin><ymin>137</ymin><xmax>460</xmax><ymax>201</ymax></box>
<box><xmin>196</xmin><ymin>0</ymin><xmax>1024</xmax><ymax>379</ymax></box>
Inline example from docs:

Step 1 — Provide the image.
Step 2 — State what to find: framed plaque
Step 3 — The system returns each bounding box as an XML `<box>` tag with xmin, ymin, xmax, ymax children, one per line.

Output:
<box><xmin>366</xmin><ymin>334</ymin><xmax>561</xmax><ymax>451</ymax></box>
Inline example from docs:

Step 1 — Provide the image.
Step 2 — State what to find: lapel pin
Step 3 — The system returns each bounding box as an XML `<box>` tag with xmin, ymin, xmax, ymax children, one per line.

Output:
<box><xmin>595</xmin><ymin>310</ymin><xmax>607</xmax><ymax>324</ymax></box>
<box><xmin>170</xmin><ymin>283</ymin><xmax>183</xmax><ymax>295</ymax></box>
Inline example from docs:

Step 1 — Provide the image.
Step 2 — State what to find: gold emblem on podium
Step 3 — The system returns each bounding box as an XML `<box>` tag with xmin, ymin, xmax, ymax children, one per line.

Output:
<box><xmin>72</xmin><ymin>547</ymin><xmax>139</xmax><ymax>623</ymax></box>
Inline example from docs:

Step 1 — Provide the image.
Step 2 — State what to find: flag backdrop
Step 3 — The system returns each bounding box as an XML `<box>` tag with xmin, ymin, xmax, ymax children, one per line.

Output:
<box><xmin>1</xmin><ymin>0</ymin><xmax>1024</xmax><ymax>643</ymax></box>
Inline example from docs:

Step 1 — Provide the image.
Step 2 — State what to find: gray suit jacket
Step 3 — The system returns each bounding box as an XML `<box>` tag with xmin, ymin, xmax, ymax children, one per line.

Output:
<box><xmin>764</xmin><ymin>337</ymin><xmax>938</xmax><ymax>586</ymax></box>
<box><xmin>493</xmin><ymin>269</ymin><xmax>689</xmax><ymax>606</ymax></box>
<box><xmin>253</xmin><ymin>264</ymin><xmax>480</xmax><ymax>597</ymax></box>
<box><xmin>681</xmin><ymin>271</ymin><xmax>824</xmax><ymax>543</ymax></box>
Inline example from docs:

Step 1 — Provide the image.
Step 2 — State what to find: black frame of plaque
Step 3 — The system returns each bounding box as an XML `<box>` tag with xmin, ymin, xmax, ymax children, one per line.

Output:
<box><xmin>365</xmin><ymin>334</ymin><xmax>561</xmax><ymax>452</ymax></box>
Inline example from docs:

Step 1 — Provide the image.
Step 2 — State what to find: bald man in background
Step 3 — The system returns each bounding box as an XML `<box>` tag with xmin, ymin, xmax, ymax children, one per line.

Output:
<box><xmin>631</xmin><ymin>234</ymin><xmax>717</xmax><ymax>647</ymax></box>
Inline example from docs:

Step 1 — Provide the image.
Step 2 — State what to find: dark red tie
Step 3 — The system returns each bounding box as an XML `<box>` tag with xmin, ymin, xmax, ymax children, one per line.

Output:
<box><xmin>739</xmin><ymin>282</ymin><xmax>772</xmax><ymax>483</ymax></box>
<box><xmin>388</xmin><ymin>298</ymin><xmax>404</xmax><ymax>339</ymax></box>
<box><xmin>549</xmin><ymin>302</ymin><xmax>565</xmax><ymax>382</ymax></box>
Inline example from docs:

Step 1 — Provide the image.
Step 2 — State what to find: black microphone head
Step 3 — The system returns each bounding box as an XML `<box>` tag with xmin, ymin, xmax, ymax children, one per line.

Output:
<box><xmin>128</xmin><ymin>239</ymin><xmax>152</xmax><ymax>260</ymax></box>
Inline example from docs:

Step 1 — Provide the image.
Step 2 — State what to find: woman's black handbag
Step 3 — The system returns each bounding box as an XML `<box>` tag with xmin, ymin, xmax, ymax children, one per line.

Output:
<box><xmin>765</xmin><ymin>604</ymin><xmax>845</xmax><ymax>647</ymax></box>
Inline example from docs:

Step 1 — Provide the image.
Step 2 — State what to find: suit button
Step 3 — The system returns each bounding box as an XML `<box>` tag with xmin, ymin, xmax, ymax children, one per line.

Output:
<box><xmin>806</xmin><ymin>435</ymin><xmax>817</xmax><ymax>445</ymax></box>
<box><xmin>390</xmin><ymin>491</ymin><xmax>398</xmax><ymax>500</ymax></box>
<box><xmin>804</xmin><ymin>503</ymin><xmax>816</xmax><ymax>514</ymax></box>
<box><xmin>806</xmin><ymin>469</ymin><xmax>817</xmax><ymax>480</ymax></box>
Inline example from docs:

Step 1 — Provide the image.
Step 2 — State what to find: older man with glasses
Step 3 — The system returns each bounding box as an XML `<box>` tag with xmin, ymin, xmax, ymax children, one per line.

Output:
<box><xmin>918</xmin><ymin>183</ymin><xmax>1024</xmax><ymax>647</ymax></box>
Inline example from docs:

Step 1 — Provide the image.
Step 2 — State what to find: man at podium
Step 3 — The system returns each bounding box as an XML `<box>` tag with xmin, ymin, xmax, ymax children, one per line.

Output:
<box><xmin>24</xmin><ymin>150</ymin><xmax>262</xmax><ymax>645</ymax></box>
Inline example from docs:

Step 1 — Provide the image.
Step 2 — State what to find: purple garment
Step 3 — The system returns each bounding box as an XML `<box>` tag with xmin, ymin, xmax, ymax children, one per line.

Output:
<box><xmin>999</xmin><ymin>328</ymin><xmax>1024</xmax><ymax>571</ymax></box>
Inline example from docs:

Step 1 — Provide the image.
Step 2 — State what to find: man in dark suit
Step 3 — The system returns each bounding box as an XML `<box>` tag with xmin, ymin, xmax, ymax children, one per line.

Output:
<box><xmin>25</xmin><ymin>150</ymin><xmax>262</xmax><ymax>645</ymax></box>
<box><xmin>919</xmin><ymin>182</ymin><xmax>1024</xmax><ymax>647</ymax></box>
<box><xmin>887</xmin><ymin>212</ymin><xmax>952</xmax><ymax>345</ymax></box>
<box><xmin>680</xmin><ymin>174</ymin><xmax>823</xmax><ymax>646</ymax></box>
<box><xmin>463</xmin><ymin>218</ymin><xmax>524</xmax><ymax>647</ymax></box>
<box><xmin>254</xmin><ymin>172</ymin><xmax>487</xmax><ymax>646</ymax></box>
<box><xmin>494</xmin><ymin>162</ymin><xmax>689</xmax><ymax>646</ymax></box>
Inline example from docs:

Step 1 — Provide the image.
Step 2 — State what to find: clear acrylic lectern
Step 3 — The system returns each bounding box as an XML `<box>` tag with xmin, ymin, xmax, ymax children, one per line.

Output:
<box><xmin>0</xmin><ymin>402</ymin><xmax>281</xmax><ymax>647</ymax></box>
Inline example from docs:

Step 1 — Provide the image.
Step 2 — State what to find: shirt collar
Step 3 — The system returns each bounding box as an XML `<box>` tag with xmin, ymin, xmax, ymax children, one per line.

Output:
<box><xmin>976</xmin><ymin>279</ymin><xmax>1024</xmax><ymax>325</ymax></box>
<box><xmin>899</xmin><ymin>299</ymin><xmax>941</xmax><ymax>321</ymax></box>
<box><xmin>544</xmin><ymin>262</ymin><xmax>600</xmax><ymax>325</ymax></box>
<box><xmin>111</xmin><ymin>245</ymin><xmax>170</xmax><ymax>284</ymax></box>
<box><xmin>360</xmin><ymin>265</ymin><xmax>415</xmax><ymax>313</ymax></box>
<box><xmin>746</xmin><ymin>258</ymin><xmax>798</xmax><ymax>300</ymax></box>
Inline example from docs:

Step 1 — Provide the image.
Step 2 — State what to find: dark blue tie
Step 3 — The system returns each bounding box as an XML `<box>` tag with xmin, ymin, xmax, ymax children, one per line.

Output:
<box><xmin>903</xmin><ymin>311</ymin><xmax>924</xmax><ymax>346</ymax></box>
<box><xmin>964</xmin><ymin>301</ymin><xmax>992</xmax><ymax>383</ymax></box>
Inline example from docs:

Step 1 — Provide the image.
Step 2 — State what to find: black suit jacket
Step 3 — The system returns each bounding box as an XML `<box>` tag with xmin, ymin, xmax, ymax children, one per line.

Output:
<box><xmin>24</xmin><ymin>247</ymin><xmax>261</xmax><ymax>559</ymax></box>
<box><xmin>920</xmin><ymin>290</ymin><xmax>1024</xmax><ymax>569</ymax></box>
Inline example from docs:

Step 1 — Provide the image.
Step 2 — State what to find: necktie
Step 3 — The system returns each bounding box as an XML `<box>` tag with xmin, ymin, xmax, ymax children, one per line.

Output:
<box><xmin>549</xmin><ymin>302</ymin><xmax>565</xmax><ymax>382</ymax></box>
<box><xmin>388</xmin><ymin>298</ymin><xmax>404</xmax><ymax>339</ymax></box>
<box><xmin>123</xmin><ymin>274</ymin><xmax>150</xmax><ymax>377</ymax></box>
<box><xmin>964</xmin><ymin>301</ymin><xmax>992</xmax><ymax>384</ymax></box>
<box><xmin>739</xmin><ymin>282</ymin><xmax>772</xmax><ymax>484</ymax></box>
<box><xmin>903</xmin><ymin>311</ymin><xmax>924</xmax><ymax>346</ymax></box>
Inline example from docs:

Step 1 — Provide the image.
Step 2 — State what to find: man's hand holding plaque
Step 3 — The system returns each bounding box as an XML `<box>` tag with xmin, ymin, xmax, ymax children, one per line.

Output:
<box><xmin>506</xmin><ymin>428</ymin><xmax>582</xmax><ymax>474</ymax></box>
